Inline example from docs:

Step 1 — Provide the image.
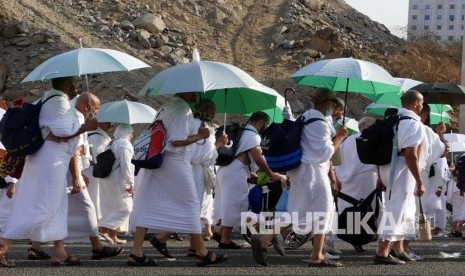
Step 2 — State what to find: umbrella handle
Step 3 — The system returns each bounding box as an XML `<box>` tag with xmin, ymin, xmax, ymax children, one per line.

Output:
<box><xmin>284</xmin><ymin>88</ymin><xmax>295</xmax><ymax>105</ymax></box>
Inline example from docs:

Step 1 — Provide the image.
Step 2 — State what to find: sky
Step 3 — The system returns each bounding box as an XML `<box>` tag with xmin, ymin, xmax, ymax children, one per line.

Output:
<box><xmin>344</xmin><ymin>0</ymin><xmax>408</xmax><ymax>38</ymax></box>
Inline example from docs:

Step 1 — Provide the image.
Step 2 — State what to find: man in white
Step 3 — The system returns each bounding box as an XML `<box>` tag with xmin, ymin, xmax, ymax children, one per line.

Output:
<box><xmin>129</xmin><ymin>92</ymin><xmax>228</xmax><ymax>267</ymax></box>
<box><xmin>84</xmin><ymin>122</ymin><xmax>112</xmax><ymax>222</ymax></box>
<box><xmin>0</xmin><ymin>77</ymin><xmax>98</xmax><ymax>267</ymax></box>
<box><xmin>335</xmin><ymin>116</ymin><xmax>377</xmax><ymax>253</ymax></box>
<box><xmin>99</xmin><ymin>124</ymin><xmax>135</xmax><ymax>245</ymax></box>
<box><xmin>287</xmin><ymin>88</ymin><xmax>347</xmax><ymax>267</ymax></box>
<box><xmin>375</xmin><ymin>90</ymin><xmax>427</xmax><ymax>265</ymax></box>
<box><xmin>66</xmin><ymin>93</ymin><xmax>122</xmax><ymax>260</ymax></box>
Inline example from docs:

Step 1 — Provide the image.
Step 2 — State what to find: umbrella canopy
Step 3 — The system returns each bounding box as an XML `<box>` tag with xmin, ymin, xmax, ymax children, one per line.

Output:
<box><xmin>444</xmin><ymin>133</ymin><xmax>465</xmax><ymax>143</ymax></box>
<box><xmin>96</xmin><ymin>100</ymin><xmax>157</xmax><ymax>125</ymax></box>
<box><xmin>22</xmin><ymin>48</ymin><xmax>151</xmax><ymax>83</ymax></box>
<box><xmin>335</xmin><ymin>117</ymin><xmax>359</xmax><ymax>135</ymax></box>
<box><xmin>394</xmin><ymin>78</ymin><xmax>423</xmax><ymax>92</ymax></box>
<box><xmin>245</xmin><ymin>93</ymin><xmax>288</xmax><ymax>123</ymax></box>
<box><xmin>410</xmin><ymin>82</ymin><xmax>465</xmax><ymax>105</ymax></box>
<box><xmin>290</xmin><ymin>58</ymin><xmax>401</xmax><ymax>97</ymax></box>
<box><xmin>365</xmin><ymin>103</ymin><xmax>451</xmax><ymax>123</ymax></box>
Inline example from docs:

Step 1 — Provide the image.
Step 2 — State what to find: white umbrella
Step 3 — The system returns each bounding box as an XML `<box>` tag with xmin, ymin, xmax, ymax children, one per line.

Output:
<box><xmin>394</xmin><ymin>78</ymin><xmax>423</xmax><ymax>92</ymax></box>
<box><xmin>444</xmin><ymin>133</ymin><xmax>465</xmax><ymax>143</ymax></box>
<box><xmin>22</xmin><ymin>48</ymin><xmax>151</xmax><ymax>83</ymax></box>
<box><xmin>335</xmin><ymin>117</ymin><xmax>359</xmax><ymax>135</ymax></box>
<box><xmin>140</xmin><ymin>49</ymin><xmax>279</xmax><ymax>127</ymax></box>
<box><xmin>96</xmin><ymin>100</ymin><xmax>157</xmax><ymax>125</ymax></box>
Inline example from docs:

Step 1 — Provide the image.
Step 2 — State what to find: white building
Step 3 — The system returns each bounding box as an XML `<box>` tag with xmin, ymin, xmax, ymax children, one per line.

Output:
<box><xmin>408</xmin><ymin>0</ymin><xmax>465</xmax><ymax>41</ymax></box>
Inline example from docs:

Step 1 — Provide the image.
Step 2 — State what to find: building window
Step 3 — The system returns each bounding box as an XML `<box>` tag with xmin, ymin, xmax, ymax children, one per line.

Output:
<box><xmin>437</xmin><ymin>25</ymin><xmax>442</xmax><ymax>30</ymax></box>
<box><xmin>437</xmin><ymin>14</ymin><xmax>442</xmax><ymax>20</ymax></box>
<box><xmin>436</xmin><ymin>36</ymin><xmax>441</xmax><ymax>41</ymax></box>
<box><xmin>425</xmin><ymin>5</ymin><xmax>430</xmax><ymax>10</ymax></box>
<box><xmin>438</xmin><ymin>4</ymin><xmax>443</xmax><ymax>9</ymax></box>
<box><xmin>463</xmin><ymin>4</ymin><xmax>465</xmax><ymax>9</ymax></box>
<box><xmin>462</xmin><ymin>15</ymin><xmax>464</xmax><ymax>20</ymax></box>
<box><xmin>462</xmin><ymin>25</ymin><xmax>464</xmax><ymax>30</ymax></box>
<box><xmin>450</xmin><ymin>15</ymin><xmax>455</xmax><ymax>21</ymax></box>
<box><xmin>424</xmin><ymin>25</ymin><xmax>429</xmax><ymax>30</ymax></box>
<box><xmin>449</xmin><ymin>25</ymin><xmax>454</xmax><ymax>30</ymax></box>
<box><xmin>412</xmin><ymin>15</ymin><xmax>418</xmax><ymax>20</ymax></box>
<box><xmin>412</xmin><ymin>25</ymin><xmax>417</xmax><ymax>30</ymax></box>
<box><xmin>451</xmin><ymin>4</ymin><xmax>455</xmax><ymax>9</ymax></box>
<box><xmin>412</xmin><ymin>4</ymin><xmax>418</xmax><ymax>10</ymax></box>
<box><xmin>449</xmin><ymin>36</ymin><xmax>454</xmax><ymax>41</ymax></box>
<box><xmin>425</xmin><ymin>15</ymin><xmax>430</xmax><ymax>20</ymax></box>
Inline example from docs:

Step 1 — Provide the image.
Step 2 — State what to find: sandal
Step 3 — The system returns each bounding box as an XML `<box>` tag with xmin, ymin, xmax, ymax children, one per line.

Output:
<box><xmin>91</xmin><ymin>246</ymin><xmax>123</xmax><ymax>260</ymax></box>
<box><xmin>196</xmin><ymin>250</ymin><xmax>228</xmax><ymax>267</ymax></box>
<box><xmin>251</xmin><ymin>235</ymin><xmax>267</xmax><ymax>266</ymax></box>
<box><xmin>308</xmin><ymin>258</ymin><xmax>343</xmax><ymax>267</ymax></box>
<box><xmin>187</xmin><ymin>249</ymin><xmax>196</xmax><ymax>257</ymax></box>
<box><xmin>0</xmin><ymin>254</ymin><xmax>15</xmax><ymax>268</ymax></box>
<box><xmin>150</xmin><ymin>237</ymin><xmax>176</xmax><ymax>260</ymax></box>
<box><xmin>127</xmin><ymin>254</ymin><xmax>157</xmax><ymax>267</ymax></box>
<box><xmin>27</xmin><ymin>248</ymin><xmax>51</xmax><ymax>260</ymax></box>
<box><xmin>50</xmin><ymin>254</ymin><xmax>82</xmax><ymax>266</ymax></box>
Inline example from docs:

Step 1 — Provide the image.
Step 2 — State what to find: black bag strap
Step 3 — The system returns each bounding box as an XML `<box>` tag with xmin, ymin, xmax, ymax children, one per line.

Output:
<box><xmin>88</xmin><ymin>132</ymin><xmax>104</xmax><ymax>138</ymax></box>
<box><xmin>337</xmin><ymin>188</ymin><xmax>379</xmax><ymax>207</ymax></box>
<box><xmin>296</xmin><ymin>115</ymin><xmax>326</xmax><ymax>126</ymax></box>
<box><xmin>40</xmin><ymin>94</ymin><xmax>63</xmax><ymax>105</ymax></box>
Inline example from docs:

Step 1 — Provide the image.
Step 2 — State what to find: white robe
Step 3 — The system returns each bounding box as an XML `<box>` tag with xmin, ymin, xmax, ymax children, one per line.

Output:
<box><xmin>378</xmin><ymin>108</ymin><xmax>426</xmax><ymax>242</ymax></box>
<box><xmin>0</xmin><ymin>176</ymin><xmax>18</xmax><ymax>234</ymax></box>
<box><xmin>131</xmin><ymin>97</ymin><xmax>201</xmax><ymax>233</ymax></box>
<box><xmin>217</xmin><ymin>124</ymin><xmax>261</xmax><ymax>227</ymax></box>
<box><xmin>83</xmin><ymin>128</ymin><xmax>112</xmax><ymax>221</ymax></box>
<box><xmin>99</xmin><ymin>139</ymin><xmax>134</xmax><ymax>230</ymax></box>
<box><xmin>66</xmin><ymin>110</ymin><xmax>99</xmax><ymax>242</ymax></box>
<box><xmin>2</xmin><ymin>90</ymin><xmax>80</xmax><ymax>242</ymax></box>
<box><xmin>335</xmin><ymin>134</ymin><xmax>378</xmax><ymax>213</ymax></box>
<box><xmin>288</xmin><ymin>109</ymin><xmax>334</xmax><ymax>235</ymax></box>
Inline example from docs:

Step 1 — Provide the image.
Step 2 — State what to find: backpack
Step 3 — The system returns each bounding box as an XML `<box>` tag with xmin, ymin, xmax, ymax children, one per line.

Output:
<box><xmin>93</xmin><ymin>140</ymin><xmax>117</xmax><ymax>178</ymax></box>
<box><xmin>131</xmin><ymin>119</ymin><xmax>165</xmax><ymax>173</ymax></box>
<box><xmin>336</xmin><ymin>189</ymin><xmax>381</xmax><ymax>246</ymax></box>
<box><xmin>0</xmin><ymin>95</ymin><xmax>62</xmax><ymax>157</ymax></box>
<box><xmin>355</xmin><ymin>115</ymin><xmax>413</xmax><ymax>166</ymax></box>
<box><xmin>454</xmin><ymin>154</ymin><xmax>465</xmax><ymax>196</ymax></box>
<box><xmin>260</xmin><ymin>116</ymin><xmax>325</xmax><ymax>172</ymax></box>
<box><xmin>215</xmin><ymin>122</ymin><xmax>246</xmax><ymax>166</ymax></box>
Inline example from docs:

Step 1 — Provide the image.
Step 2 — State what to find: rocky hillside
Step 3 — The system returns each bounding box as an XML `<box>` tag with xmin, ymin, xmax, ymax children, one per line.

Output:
<box><xmin>0</xmin><ymin>0</ymin><xmax>461</xmax><ymax>124</ymax></box>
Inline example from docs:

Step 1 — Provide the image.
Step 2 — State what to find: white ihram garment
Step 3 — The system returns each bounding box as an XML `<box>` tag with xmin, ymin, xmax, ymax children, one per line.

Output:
<box><xmin>2</xmin><ymin>90</ymin><xmax>80</xmax><ymax>242</ymax></box>
<box><xmin>83</xmin><ymin>128</ymin><xmax>112</xmax><ymax>221</ymax></box>
<box><xmin>378</xmin><ymin>108</ymin><xmax>427</xmax><ymax>242</ymax></box>
<box><xmin>131</xmin><ymin>97</ymin><xmax>201</xmax><ymax>233</ymax></box>
<box><xmin>66</xmin><ymin>110</ymin><xmax>99</xmax><ymax>242</ymax></box>
<box><xmin>288</xmin><ymin>109</ymin><xmax>334</xmax><ymax>235</ymax></box>
<box><xmin>99</xmin><ymin>127</ymin><xmax>134</xmax><ymax>231</ymax></box>
<box><xmin>0</xmin><ymin>176</ymin><xmax>18</xmax><ymax>234</ymax></box>
<box><xmin>217</xmin><ymin>125</ymin><xmax>260</xmax><ymax>227</ymax></box>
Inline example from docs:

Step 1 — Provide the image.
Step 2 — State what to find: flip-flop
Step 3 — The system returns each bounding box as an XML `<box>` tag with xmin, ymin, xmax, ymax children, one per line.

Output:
<box><xmin>251</xmin><ymin>235</ymin><xmax>267</xmax><ymax>266</ymax></box>
<box><xmin>196</xmin><ymin>250</ymin><xmax>228</xmax><ymax>267</ymax></box>
<box><xmin>91</xmin><ymin>246</ymin><xmax>123</xmax><ymax>260</ymax></box>
<box><xmin>308</xmin><ymin>258</ymin><xmax>342</xmax><ymax>267</ymax></box>
<box><xmin>126</xmin><ymin>254</ymin><xmax>157</xmax><ymax>267</ymax></box>
<box><xmin>0</xmin><ymin>254</ymin><xmax>15</xmax><ymax>268</ymax></box>
<box><xmin>27</xmin><ymin>248</ymin><xmax>51</xmax><ymax>260</ymax></box>
<box><xmin>50</xmin><ymin>254</ymin><xmax>82</xmax><ymax>266</ymax></box>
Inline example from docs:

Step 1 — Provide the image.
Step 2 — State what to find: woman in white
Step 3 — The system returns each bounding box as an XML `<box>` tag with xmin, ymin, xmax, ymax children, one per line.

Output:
<box><xmin>99</xmin><ymin>124</ymin><xmax>135</xmax><ymax>244</ymax></box>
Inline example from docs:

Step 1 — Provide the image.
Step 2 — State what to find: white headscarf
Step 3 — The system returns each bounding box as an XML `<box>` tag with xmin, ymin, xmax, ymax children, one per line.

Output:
<box><xmin>113</xmin><ymin>124</ymin><xmax>133</xmax><ymax>141</ymax></box>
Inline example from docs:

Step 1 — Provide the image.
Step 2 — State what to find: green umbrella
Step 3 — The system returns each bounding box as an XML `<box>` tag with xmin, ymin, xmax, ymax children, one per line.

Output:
<box><xmin>244</xmin><ymin>93</ymin><xmax>288</xmax><ymax>123</ymax></box>
<box><xmin>334</xmin><ymin>117</ymin><xmax>359</xmax><ymax>135</ymax></box>
<box><xmin>365</xmin><ymin>103</ymin><xmax>451</xmax><ymax>123</ymax></box>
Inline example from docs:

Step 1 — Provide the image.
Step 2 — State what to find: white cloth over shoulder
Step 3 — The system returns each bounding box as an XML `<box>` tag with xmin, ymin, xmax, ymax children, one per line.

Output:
<box><xmin>300</xmin><ymin>109</ymin><xmax>335</xmax><ymax>164</ymax></box>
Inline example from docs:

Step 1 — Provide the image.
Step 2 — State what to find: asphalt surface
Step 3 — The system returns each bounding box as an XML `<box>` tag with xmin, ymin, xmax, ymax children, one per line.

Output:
<box><xmin>2</xmin><ymin>233</ymin><xmax>465</xmax><ymax>276</ymax></box>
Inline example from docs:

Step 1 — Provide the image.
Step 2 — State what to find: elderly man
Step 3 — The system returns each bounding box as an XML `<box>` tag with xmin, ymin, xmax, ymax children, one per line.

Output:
<box><xmin>286</xmin><ymin>88</ymin><xmax>347</xmax><ymax>267</ymax></box>
<box><xmin>335</xmin><ymin>116</ymin><xmax>377</xmax><ymax>253</ymax></box>
<box><xmin>129</xmin><ymin>92</ymin><xmax>228</xmax><ymax>267</ymax></box>
<box><xmin>66</xmin><ymin>93</ymin><xmax>122</xmax><ymax>260</ymax></box>
<box><xmin>375</xmin><ymin>90</ymin><xmax>427</xmax><ymax>265</ymax></box>
<box><xmin>0</xmin><ymin>77</ymin><xmax>98</xmax><ymax>267</ymax></box>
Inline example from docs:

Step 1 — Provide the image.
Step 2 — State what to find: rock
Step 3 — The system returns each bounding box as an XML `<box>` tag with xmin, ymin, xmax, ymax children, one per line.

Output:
<box><xmin>271</xmin><ymin>33</ymin><xmax>285</xmax><ymax>45</ymax></box>
<box><xmin>182</xmin><ymin>35</ymin><xmax>194</xmax><ymax>46</ymax></box>
<box><xmin>0</xmin><ymin>64</ymin><xmax>6</xmax><ymax>93</ymax></box>
<box><xmin>16</xmin><ymin>21</ymin><xmax>29</xmax><ymax>34</ymax></box>
<box><xmin>277</xmin><ymin>25</ymin><xmax>288</xmax><ymax>34</ymax></box>
<box><xmin>15</xmin><ymin>38</ymin><xmax>33</xmax><ymax>46</ymax></box>
<box><xmin>300</xmin><ymin>0</ymin><xmax>322</xmax><ymax>11</ymax></box>
<box><xmin>98</xmin><ymin>25</ymin><xmax>110</xmax><ymax>32</ymax></box>
<box><xmin>282</xmin><ymin>39</ymin><xmax>295</xmax><ymax>49</ymax></box>
<box><xmin>167</xmin><ymin>53</ymin><xmax>188</xmax><ymax>65</ymax></box>
<box><xmin>302</xmin><ymin>49</ymin><xmax>319</xmax><ymax>58</ymax></box>
<box><xmin>28</xmin><ymin>51</ymin><xmax>39</xmax><ymax>58</ymax></box>
<box><xmin>132</xmin><ymin>14</ymin><xmax>166</xmax><ymax>33</ymax></box>
<box><xmin>137</xmin><ymin>30</ymin><xmax>152</xmax><ymax>48</ymax></box>
<box><xmin>297</xmin><ymin>56</ymin><xmax>314</xmax><ymax>67</ymax></box>
<box><xmin>280</xmin><ymin>54</ymin><xmax>292</xmax><ymax>62</ymax></box>
<box><xmin>316</xmin><ymin>27</ymin><xmax>334</xmax><ymax>41</ymax></box>
<box><xmin>173</xmin><ymin>48</ymin><xmax>187</xmax><ymax>57</ymax></box>
<box><xmin>32</xmin><ymin>33</ymin><xmax>46</xmax><ymax>43</ymax></box>
<box><xmin>114</xmin><ymin>27</ymin><xmax>123</xmax><ymax>37</ymax></box>
<box><xmin>160</xmin><ymin>45</ymin><xmax>173</xmax><ymax>55</ymax></box>
<box><xmin>120</xmin><ymin>20</ymin><xmax>135</xmax><ymax>30</ymax></box>
<box><xmin>307</xmin><ymin>36</ymin><xmax>333</xmax><ymax>53</ymax></box>
<box><xmin>1</xmin><ymin>25</ymin><xmax>19</xmax><ymax>38</ymax></box>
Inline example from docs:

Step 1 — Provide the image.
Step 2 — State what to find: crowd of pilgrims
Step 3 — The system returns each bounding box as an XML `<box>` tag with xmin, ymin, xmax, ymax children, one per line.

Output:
<box><xmin>0</xmin><ymin>76</ymin><xmax>461</xmax><ymax>268</ymax></box>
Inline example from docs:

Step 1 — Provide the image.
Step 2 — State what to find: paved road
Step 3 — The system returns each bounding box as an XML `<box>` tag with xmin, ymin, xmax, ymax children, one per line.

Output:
<box><xmin>2</xmin><ymin>234</ymin><xmax>465</xmax><ymax>275</ymax></box>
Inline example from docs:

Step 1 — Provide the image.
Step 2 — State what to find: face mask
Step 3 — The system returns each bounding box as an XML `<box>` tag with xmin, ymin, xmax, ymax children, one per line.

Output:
<box><xmin>326</xmin><ymin>108</ymin><xmax>334</xmax><ymax>116</ymax></box>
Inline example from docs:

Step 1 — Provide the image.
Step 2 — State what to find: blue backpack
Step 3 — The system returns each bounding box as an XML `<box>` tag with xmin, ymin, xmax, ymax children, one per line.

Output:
<box><xmin>261</xmin><ymin>116</ymin><xmax>325</xmax><ymax>172</ymax></box>
<box><xmin>0</xmin><ymin>95</ymin><xmax>61</xmax><ymax>157</ymax></box>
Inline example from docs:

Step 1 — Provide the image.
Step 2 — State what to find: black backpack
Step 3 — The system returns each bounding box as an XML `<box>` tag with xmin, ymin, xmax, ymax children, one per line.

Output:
<box><xmin>261</xmin><ymin>116</ymin><xmax>325</xmax><ymax>172</ymax></box>
<box><xmin>454</xmin><ymin>154</ymin><xmax>465</xmax><ymax>196</ymax></box>
<box><xmin>93</xmin><ymin>140</ymin><xmax>118</xmax><ymax>178</ymax></box>
<box><xmin>356</xmin><ymin>115</ymin><xmax>413</xmax><ymax>166</ymax></box>
<box><xmin>215</xmin><ymin>123</ymin><xmax>247</xmax><ymax>166</ymax></box>
<box><xmin>336</xmin><ymin>189</ymin><xmax>381</xmax><ymax>246</ymax></box>
<box><xmin>0</xmin><ymin>95</ymin><xmax>62</xmax><ymax>157</ymax></box>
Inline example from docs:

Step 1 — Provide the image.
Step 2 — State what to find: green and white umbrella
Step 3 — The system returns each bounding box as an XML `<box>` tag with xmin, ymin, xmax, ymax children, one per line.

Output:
<box><xmin>365</xmin><ymin>103</ymin><xmax>451</xmax><ymax>124</ymax></box>
<box><xmin>96</xmin><ymin>100</ymin><xmax>157</xmax><ymax>125</ymax></box>
<box><xmin>140</xmin><ymin>49</ymin><xmax>279</xmax><ymax>126</ymax></box>
<box><xmin>335</xmin><ymin>117</ymin><xmax>359</xmax><ymax>135</ymax></box>
<box><xmin>245</xmin><ymin>93</ymin><xmax>289</xmax><ymax>124</ymax></box>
